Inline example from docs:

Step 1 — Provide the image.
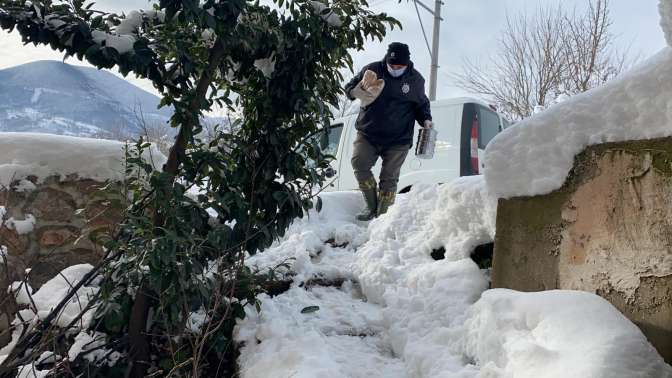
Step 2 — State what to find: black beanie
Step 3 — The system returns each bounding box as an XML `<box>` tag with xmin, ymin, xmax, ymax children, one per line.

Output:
<box><xmin>386</xmin><ymin>42</ymin><xmax>411</xmax><ymax>65</ymax></box>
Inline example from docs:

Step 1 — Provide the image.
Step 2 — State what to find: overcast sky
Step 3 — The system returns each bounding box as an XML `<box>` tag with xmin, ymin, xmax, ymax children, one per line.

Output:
<box><xmin>0</xmin><ymin>0</ymin><xmax>666</xmax><ymax>99</ymax></box>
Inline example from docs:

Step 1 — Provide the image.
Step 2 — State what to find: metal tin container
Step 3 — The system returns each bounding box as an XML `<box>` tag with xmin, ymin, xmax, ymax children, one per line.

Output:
<box><xmin>415</xmin><ymin>127</ymin><xmax>437</xmax><ymax>159</ymax></box>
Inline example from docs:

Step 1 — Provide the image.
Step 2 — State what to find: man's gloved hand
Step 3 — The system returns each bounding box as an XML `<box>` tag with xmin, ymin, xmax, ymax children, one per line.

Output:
<box><xmin>423</xmin><ymin>120</ymin><xmax>433</xmax><ymax>129</ymax></box>
<box><xmin>350</xmin><ymin>70</ymin><xmax>385</xmax><ymax>107</ymax></box>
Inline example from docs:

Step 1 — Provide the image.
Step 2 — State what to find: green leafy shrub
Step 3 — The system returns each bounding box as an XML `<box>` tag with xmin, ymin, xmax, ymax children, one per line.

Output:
<box><xmin>0</xmin><ymin>0</ymin><xmax>399</xmax><ymax>376</ymax></box>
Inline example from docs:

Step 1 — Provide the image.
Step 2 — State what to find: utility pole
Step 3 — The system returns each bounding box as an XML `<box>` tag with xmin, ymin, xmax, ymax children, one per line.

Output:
<box><xmin>414</xmin><ymin>0</ymin><xmax>443</xmax><ymax>101</ymax></box>
<box><xmin>429</xmin><ymin>0</ymin><xmax>442</xmax><ymax>101</ymax></box>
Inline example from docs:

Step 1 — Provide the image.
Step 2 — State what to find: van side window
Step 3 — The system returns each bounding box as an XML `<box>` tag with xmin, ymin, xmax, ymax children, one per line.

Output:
<box><xmin>323</xmin><ymin>123</ymin><xmax>344</xmax><ymax>154</ymax></box>
<box><xmin>477</xmin><ymin>106</ymin><xmax>500</xmax><ymax>149</ymax></box>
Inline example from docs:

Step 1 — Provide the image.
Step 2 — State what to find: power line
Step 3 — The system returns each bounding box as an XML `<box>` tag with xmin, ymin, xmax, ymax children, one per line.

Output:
<box><xmin>369</xmin><ymin>0</ymin><xmax>442</xmax><ymax>100</ymax></box>
<box><xmin>368</xmin><ymin>0</ymin><xmax>433</xmax><ymax>59</ymax></box>
<box><xmin>413</xmin><ymin>0</ymin><xmax>433</xmax><ymax>59</ymax></box>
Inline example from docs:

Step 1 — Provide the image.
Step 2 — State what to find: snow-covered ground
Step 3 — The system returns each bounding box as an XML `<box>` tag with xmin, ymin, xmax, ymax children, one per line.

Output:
<box><xmin>234</xmin><ymin>179</ymin><xmax>672</xmax><ymax>378</ymax></box>
<box><xmin>6</xmin><ymin>179</ymin><xmax>669</xmax><ymax>376</ymax></box>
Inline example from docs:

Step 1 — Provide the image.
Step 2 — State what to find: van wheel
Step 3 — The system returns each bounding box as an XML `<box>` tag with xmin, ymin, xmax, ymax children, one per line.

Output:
<box><xmin>399</xmin><ymin>186</ymin><xmax>412</xmax><ymax>194</ymax></box>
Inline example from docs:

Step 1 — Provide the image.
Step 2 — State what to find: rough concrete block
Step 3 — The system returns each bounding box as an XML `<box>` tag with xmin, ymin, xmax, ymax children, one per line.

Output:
<box><xmin>492</xmin><ymin>137</ymin><xmax>672</xmax><ymax>362</ymax></box>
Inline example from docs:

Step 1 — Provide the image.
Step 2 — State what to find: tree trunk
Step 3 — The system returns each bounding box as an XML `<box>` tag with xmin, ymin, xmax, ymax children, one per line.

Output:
<box><xmin>127</xmin><ymin>39</ymin><xmax>226</xmax><ymax>378</ymax></box>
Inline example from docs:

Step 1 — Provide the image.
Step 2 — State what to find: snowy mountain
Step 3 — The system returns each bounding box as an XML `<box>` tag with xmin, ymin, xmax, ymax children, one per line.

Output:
<box><xmin>0</xmin><ymin>60</ymin><xmax>172</xmax><ymax>138</ymax></box>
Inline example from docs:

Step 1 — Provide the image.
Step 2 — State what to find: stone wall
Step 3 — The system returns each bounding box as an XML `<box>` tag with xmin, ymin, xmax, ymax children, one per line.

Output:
<box><xmin>0</xmin><ymin>175</ymin><xmax>121</xmax><ymax>345</ymax></box>
<box><xmin>491</xmin><ymin>136</ymin><xmax>672</xmax><ymax>362</ymax></box>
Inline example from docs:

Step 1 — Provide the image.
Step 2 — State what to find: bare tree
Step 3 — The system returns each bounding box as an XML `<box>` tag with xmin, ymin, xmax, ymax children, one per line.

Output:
<box><xmin>88</xmin><ymin>102</ymin><xmax>175</xmax><ymax>152</ymax></box>
<box><xmin>562</xmin><ymin>0</ymin><xmax>627</xmax><ymax>93</ymax></box>
<box><xmin>133</xmin><ymin>107</ymin><xmax>175</xmax><ymax>155</ymax></box>
<box><xmin>454</xmin><ymin>0</ymin><xmax>628</xmax><ymax>121</ymax></box>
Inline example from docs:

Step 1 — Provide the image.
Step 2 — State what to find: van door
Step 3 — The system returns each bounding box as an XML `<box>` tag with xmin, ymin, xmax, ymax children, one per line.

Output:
<box><xmin>459</xmin><ymin>103</ymin><xmax>501</xmax><ymax>176</ymax></box>
<box><xmin>398</xmin><ymin>103</ymin><xmax>462</xmax><ymax>191</ymax></box>
<box><xmin>324</xmin><ymin>114</ymin><xmax>358</xmax><ymax>191</ymax></box>
<box><xmin>476</xmin><ymin>105</ymin><xmax>501</xmax><ymax>172</ymax></box>
<box><xmin>323</xmin><ymin>122</ymin><xmax>344</xmax><ymax>190</ymax></box>
<box><xmin>336</xmin><ymin>114</ymin><xmax>362</xmax><ymax>191</ymax></box>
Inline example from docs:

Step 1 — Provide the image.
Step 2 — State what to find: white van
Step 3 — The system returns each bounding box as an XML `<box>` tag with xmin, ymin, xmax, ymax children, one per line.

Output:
<box><xmin>321</xmin><ymin>97</ymin><xmax>510</xmax><ymax>192</ymax></box>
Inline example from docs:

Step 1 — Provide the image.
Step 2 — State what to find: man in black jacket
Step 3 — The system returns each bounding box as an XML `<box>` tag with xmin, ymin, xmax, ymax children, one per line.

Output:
<box><xmin>344</xmin><ymin>42</ymin><xmax>432</xmax><ymax>221</ymax></box>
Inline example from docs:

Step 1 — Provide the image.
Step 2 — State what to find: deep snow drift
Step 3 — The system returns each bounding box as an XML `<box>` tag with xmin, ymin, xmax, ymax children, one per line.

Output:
<box><xmin>234</xmin><ymin>179</ymin><xmax>671</xmax><ymax>377</ymax></box>
<box><xmin>0</xmin><ymin>132</ymin><xmax>166</xmax><ymax>185</ymax></box>
<box><xmin>466</xmin><ymin>289</ymin><xmax>671</xmax><ymax>378</ymax></box>
<box><xmin>484</xmin><ymin>47</ymin><xmax>672</xmax><ymax>199</ymax></box>
<box><xmin>351</xmin><ymin>179</ymin><xmax>495</xmax><ymax>377</ymax></box>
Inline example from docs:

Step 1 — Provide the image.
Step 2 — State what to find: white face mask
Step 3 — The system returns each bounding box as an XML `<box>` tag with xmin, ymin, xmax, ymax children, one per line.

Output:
<box><xmin>387</xmin><ymin>64</ymin><xmax>407</xmax><ymax>78</ymax></box>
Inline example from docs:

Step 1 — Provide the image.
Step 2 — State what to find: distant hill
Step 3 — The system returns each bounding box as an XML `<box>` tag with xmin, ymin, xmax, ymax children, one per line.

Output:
<box><xmin>0</xmin><ymin>60</ymin><xmax>173</xmax><ymax>138</ymax></box>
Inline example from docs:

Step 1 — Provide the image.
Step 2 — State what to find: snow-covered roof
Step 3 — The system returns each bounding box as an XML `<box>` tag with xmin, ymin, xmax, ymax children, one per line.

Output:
<box><xmin>0</xmin><ymin>132</ymin><xmax>166</xmax><ymax>185</ymax></box>
<box><xmin>484</xmin><ymin>47</ymin><xmax>672</xmax><ymax>199</ymax></box>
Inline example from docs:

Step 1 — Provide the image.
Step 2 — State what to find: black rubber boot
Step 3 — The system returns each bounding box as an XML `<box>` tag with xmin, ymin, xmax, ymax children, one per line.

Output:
<box><xmin>376</xmin><ymin>190</ymin><xmax>396</xmax><ymax>216</ymax></box>
<box><xmin>356</xmin><ymin>178</ymin><xmax>378</xmax><ymax>221</ymax></box>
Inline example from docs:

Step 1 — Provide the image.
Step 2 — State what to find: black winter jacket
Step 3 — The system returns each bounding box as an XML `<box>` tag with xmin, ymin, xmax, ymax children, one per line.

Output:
<box><xmin>344</xmin><ymin>60</ymin><xmax>432</xmax><ymax>147</ymax></box>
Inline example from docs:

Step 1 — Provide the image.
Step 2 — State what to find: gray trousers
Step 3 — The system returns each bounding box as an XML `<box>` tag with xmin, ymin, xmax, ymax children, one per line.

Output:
<box><xmin>351</xmin><ymin>132</ymin><xmax>409</xmax><ymax>193</ymax></box>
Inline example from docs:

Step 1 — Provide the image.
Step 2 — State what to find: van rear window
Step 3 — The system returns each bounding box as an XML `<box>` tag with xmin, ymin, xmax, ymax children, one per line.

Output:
<box><xmin>477</xmin><ymin>106</ymin><xmax>500</xmax><ymax>149</ymax></box>
<box><xmin>323</xmin><ymin>123</ymin><xmax>343</xmax><ymax>154</ymax></box>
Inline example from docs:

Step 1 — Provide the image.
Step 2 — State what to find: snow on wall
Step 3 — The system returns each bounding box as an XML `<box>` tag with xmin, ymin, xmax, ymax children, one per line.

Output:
<box><xmin>4</xmin><ymin>214</ymin><xmax>36</xmax><ymax>235</ymax></box>
<box><xmin>662</xmin><ymin>0</ymin><xmax>672</xmax><ymax>46</ymax></box>
<box><xmin>484</xmin><ymin>48</ymin><xmax>672</xmax><ymax>199</ymax></box>
<box><xmin>0</xmin><ymin>132</ymin><xmax>166</xmax><ymax>185</ymax></box>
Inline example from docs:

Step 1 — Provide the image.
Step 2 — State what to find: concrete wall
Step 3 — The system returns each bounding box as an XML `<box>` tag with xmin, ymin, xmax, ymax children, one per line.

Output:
<box><xmin>492</xmin><ymin>137</ymin><xmax>672</xmax><ymax>362</ymax></box>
